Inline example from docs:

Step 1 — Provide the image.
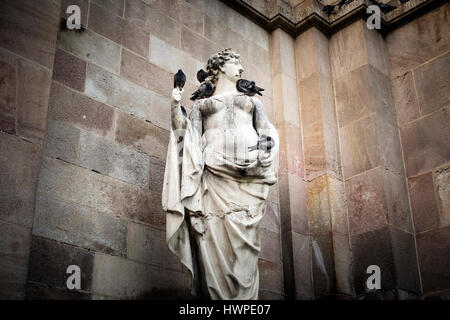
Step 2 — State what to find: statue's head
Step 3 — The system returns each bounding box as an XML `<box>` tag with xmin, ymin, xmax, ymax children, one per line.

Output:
<box><xmin>206</xmin><ymin>48</ymin><xmax>243</xmax><ymax>85</ymax></box>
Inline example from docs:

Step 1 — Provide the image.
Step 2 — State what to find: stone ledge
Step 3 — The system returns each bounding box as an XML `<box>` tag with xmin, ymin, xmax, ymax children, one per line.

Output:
<box><xmin>221</xmin><ymin>0</ymin><xmax>447</xmax><ymax>37</ymax></box>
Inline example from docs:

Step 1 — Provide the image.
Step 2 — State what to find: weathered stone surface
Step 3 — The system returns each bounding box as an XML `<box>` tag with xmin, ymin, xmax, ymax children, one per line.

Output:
<box><xmin>57</xmin><ymin>29</ymin><xmax>121</xmax><ymax>74</ymax></box>
<box><xmin>340</xmin><ymin>114</ymin><xmax>380</xmax><ymax>179</ymax></box>
<box><xmin>408</xmin><ymin>172</ymin><xmax>441</xmax><ymax>233</ymax></box>
<box><xmin>434</xmin><ymin>166</ymin><xmax>450</xmax><ymax>223</ymax></box>
<box><xmin>277</xmin><ymin>122</ymin><xmax>304</xmax><ymax>178</ymax></box>
<box><xmin>414</xmin><ymin>53</ymin><xmax>450</xmax><ymax>116</ymax></box>
<box><xmin>127</xmin><ymin>222</ymin><xmax>182</xmax><ymax>272</ymax></box>
<box><xmin>389</xmin><ymin>227</ymin><xmax>421</xmax><ymax>293</ymax></box>
<box><xmin>311</xmin><ymin>234</ymin><xmax>335</xmax><ymax>297</ymax></box>
<box><xmin>181</xmin><ymin>26</ymin><xmax>220</xmax><ymax>63</ymax></box>
<box><xmin>346</xmin><ymin>167</ymin><xmax>388</xmax><ymax>236</ymax></box>
<box><xmin>33</xmin><ymin>196</ymin><xmax>127</xmax><ymax>257</ymax></box>
<box><xmin>386</xmin><ymin>4</ymin><xmax>450</xmax><ymax>78</ymax></box>
<box><xmin>125</xmin><ymin>0</ymin><xmax>181</xmax><ymax>48</ymax></box>
<box><xmin>350</xmin><ymin>227</ymin><xmax>395</xmax><ymax>295</ymax></box>
<box><xmin>92</xmin><ymin>0</ymin><xmax>124</xmax><ymax>17</ymax></box>
<box><xmin>16</xmin><ymin>59</ymin><xmax>52</xmax><ymax>142</ymax></box>
<box><xmin>0</xmin><ymin>0</ymin><xmax>60</xmax><ymax>69</ymax></box>
<box><xmin>28</xmin><ymin>236</ymin><xmax>94</xmax><ymax>291</ymax></box>
<box><xmin>363</xmin><ymin>26</ymin><xmax>390</xmax><ymax>77</ymax></box>
<box><xmin>273</xmin><ymin>74</ymin><xmax>300</xmax><ymax>127</ymax></box>
<box><xmin>0</xmin><ymin>221</ymin><xmax>30</xmax><ymax>299</ymax></box>
<box><xmin>328</xmin><ymin>176</ymin><xmax>348</xmax><ymax>234</ymax></box>
<box><xmin>179</xmin><ymin>1</ymin><xmax>204</xmax><ymax>35</ymax></box>
<box><xmin>52</xmin><ymin>48</ymin><xmax>86</xmax><ymax>92</ymax></box>
<box><xmin>79</xmin><ymin>131</ymin><xmax>150</xmax><ymax>186</ymax></box>
<box><xmin>260</xmin><ymin>229</ymin><xmax>281</xmax><ymax>263</ymax></box>
<box><xmin>260</xmin><ymin>201</ymin><xmax>280</xmax><ymax>233</ymax></box>
<box><xmin>416</xmin><ymin>226</ymin><xmax>450</xmax><ymax>293</ymax></box>
<box><xmin>278</xmin><ymin>174</ymin><xmax>308</xmax><ymax>235</ymax></box>
<box><xmin>258</xmin><ymin>259</ymin><xmax>284</xmax><ymax>294</ymax></box>
<box><xmin>376</xmin><ymin>114</ymin><xmax>406</xmax><ymax>176</ymax></box>
<box><xmin>391</xmin><ymin>72</ymin><xmax>420</xmax><ymax>125</ymax></box>
<box><xmin>307</xmin><ymin>175</ymin><xmax>332</xmax><ymax>236</ymax></box>
<box><xmin>0</xmin><ymin>49</ymin><xmax>16</xmax><ymax>134</ymax></box>
<box><xmin>42</xmin><ymin>119</ymin><xmax>80</xmax><ymax>163</ymax></box>
<box><xmin>48</xmin><ymin>81</ymin><xmax>115</xmax><ymax>139</ymax></box>
<box><xmin>291</xmin><ymin>231</ymin><xmax>313</xmax><ymax>299</ymax></box>
<box><xmin>148</xmin><ymin>156</ymin><xmax>166</xmax><ymax>195</ymax></box>
<box><xmin>88</xmin><ymin>3</ymin><xmax>124</xmax><ymax>45</ymax></box>
<box><xmin>115</xmin><ymin>112</ymin><xmax>169</xmax><ymax>161</ymax></box>
<box><xmin>121</xmin><ymin>20</ymin><xmax>150</xmax><ymax>58</ymax></box>
<box><xmin>92</xmin><ymin>253</ymin><xmax>186</xmax><ymax>299</ymax></box>
<box><xmin>383</xmin><ymin>171</ymin><xmax>413</xmax><ymax>233</ymax></box>
<box><xmin>258</xmin><ymin>290</ymin><xmax>284</xmax><ymax>300</ymax></box>
<box><xmin>0</xmin><ymin>132</ymin><xmax>42</xmax><ymax>227</ymax></box>
<box><xmin>332</xmin><ymin>232</ymin><xmax>354</xmax><ymax>295</ymax></box>
<box><xmin>26</xmin><ymin>282</ymin><xmax>90</xmax><ymax>300</ymax></box>
<box><xmin>400</xmin><ymin>106</ymin><xmax>450</xmax><ymax>177</ymax></box>
<box><xmin>37</xmin><ymin>157</ymin><xmax>161</xmax><ymax>226</ymax></box>
<box><xmin>329</xmin><ymin>20</ymin><xmax>368</xmax><ymax>79</ymax></box>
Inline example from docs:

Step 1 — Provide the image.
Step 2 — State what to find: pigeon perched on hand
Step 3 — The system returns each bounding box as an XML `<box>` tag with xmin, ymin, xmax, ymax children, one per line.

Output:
<box><xmin>174</xmin><ymin>69</ymin><xmax>186</xmax><ymax>89</ymax></box>
<box><xmin>197</xmin><ymin>69</ymin><xmax>209</xmax><ymax>83</ymax></box>
<box><xmin>248</xmin><ymin>135</ymin><xmax>274</xmax><ymax>153</ymax></box>
<box><xmin>190</xmin><ymin>81</ymin><xmax>214</xmax><ymax>100</ymax></box>
<box><xmin>236</xmin><ymin>79</ymin><xmax>264</xmax><ymax>96</ymax></box>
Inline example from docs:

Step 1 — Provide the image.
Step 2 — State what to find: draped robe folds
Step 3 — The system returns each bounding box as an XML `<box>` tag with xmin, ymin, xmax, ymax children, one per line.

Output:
<box><xmin>162</xmin><ymin>94</ymin><xmax>278</xmax><ymax>300</ymax></box>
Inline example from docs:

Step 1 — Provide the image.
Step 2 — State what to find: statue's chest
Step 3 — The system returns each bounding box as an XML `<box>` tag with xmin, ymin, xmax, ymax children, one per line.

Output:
<box><xmin>201</xmin><ymin>95</ymin><xmax>253</xmax><ymax>117</ymax></box>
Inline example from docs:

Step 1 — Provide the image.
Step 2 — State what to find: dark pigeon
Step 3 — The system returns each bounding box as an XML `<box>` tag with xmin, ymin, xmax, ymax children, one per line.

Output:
<box><xmin>174</xmin><ymin>69</ymin><xmax>186</xmax><ymax>89</ymax></box>
<box><xmin>322</xmin><ymin>5</ymin><xmax>336</xmax><ymax>15</ymax></box>
<box><xmin>337</xmin><ymin>0</ymin><xmax>353</xmax><ymax>9</ymax></box>
<box><xmin>190</xmin><ymin>82</ymin><xmax>214</xmax><ymax>100</ymax></box>
<box><xmin>197</xmin><ymin>69</ymin><xmax>209</xmax><ymax>83</ymax></box>
<box><xmin>248</xmin><ymin>135</ymin><xmax>274</xmax><ymax>153</ymax></box>
<box><xmin>236</xmin><ymin>79</ymin><xmax>264</xmax><ymax>96</ymax></box>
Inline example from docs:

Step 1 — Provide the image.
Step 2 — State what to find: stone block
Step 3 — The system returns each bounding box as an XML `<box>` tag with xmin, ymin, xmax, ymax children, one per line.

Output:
<box><xmin>42</xmin><ymin>119</ymin><xmax>80</xmax><ymax>163</ymax></box>
<box><xmin>416</xmin><ymin>226</ymin><xmax>450</xmax><ymax>293</ymax></box>
<box><xmin>16</xmin><ymin>59</ymin><xmax>52</xmax><ymax>142</ymax></box>
<box><xmin>328</xmin><ymin>176</ymin><xmax>348</xmax><ymax>234</ymax></box>
<box><xmin>181</xmin><ymin>26</ymin><xmax>220</xmax><ymax>63</ymax></box>
<box><xmin>345</xmin><ymin>167</ymin><xmax>388</xmax><ymax>236</ymax></box>
<box><xmin>260</xmin><ymin>229</ymin><xmax>281</xmax><ymax>263</ymax></box>
<box><xmin>400</xmin><ymin>106</ymin><xmax>450</xmax><ymax>177</ymax></box>
<box><xmin>0</xmin><ymin>221</ymin><xmax>31</xmax><ymax>299</ymax></box>
<box><xmin>28</xmin><ymin>236</ymin><xmax>94</xmax><ymax>291</ymax></box>
<box><xmin>0</xmin><ymin>0</ymin><xmax>60</xmax><ymax>69</ymax></box>
<box><xmin>311</xmin><ymin>233</ymin><xmax>335</xmax><ymax>297</ymax></box>
<box><xmin>92</xmin><ymin>253</ymin><xmax>186</xmax><ymax>299</ymax></box>
<box><xmin>148</xmin><ymin>156</ymin><xmax>166</xmax><ymax>195</ymax></box>
<box><xmin>391</xmin><ymin>72</ymin><xmax>420</xmax><ymax>125</ymax></box>
<box><xmin>33</xmin><ymin>196</ymin><xmax>127</xmax><ymax>257</ymax></box>
<box><xmin>332</xmin><ymin>232</ymin><xmax>354</xmax><ymax>295</ymax></box>
<box><xmin>92</xmin><ymin>0</ymin><xmax>124</xmax><ymax>17</ymax></box>
<box><xmin>408</xmin><ymin>172</ymin><xmax>440</xmax><ymax>233</ymax></box>
<box><xmin>350</xmin><ymin>227</ymin><xmax>395</xmax><ymax>295</ymax></box>
<box><xmin>414</xmin><ymin>53</ymin><xmax>450</xmax><ymax>116</ymax></box>
<box><xmin>307</xmin><ymin>175</ymin><xmax>332</xmax><ymax>236</ymax></box>
<box><xmin>37</xmin><ymin>157</ymin><xmax>161</xmax><ymax>226</ymax></box>
<box><xmin>389</xmin><ymin>227</ymin><xmax>421</xmax><ymax>293</ymax></box>
<box><xmin>121</xmin><ymin>20</ymin><xmax>150</xmax><ymax>58</ymax></box>
<box><xmin>0</xmin><ymin>49</ymin><xmax>16</xmax><ymax>134</ymax></box>
<box><xmin>434</xmin><ymin>166</ymin><xmax>450</xmax><ymax>223</ymax></box>
<box><xmin>57</xmin><ymin>29</ymin><xmax>121</xmax><ymax>74</ymax></box>
<box><xmin>258</xmin><ymin>290</ymin><xmax>284</xmax><ymax>300</ymax></box>
<box><xmin>127</xmin><ymin>222</ymin><xmax>182</xmax><ymax>272</ymax></box>
<box><xmin>48</xmin><ymin>81</ymin><xmax>115</xmax><ymax>139</ymax></box>
<box><xmin>303</xmin><ymin>126</ymin><xmax>326</xmax><ymax>181</ymax></box>
<box><xmin>25</xmin><ymin>282</ymin><xmax>90</xmax><ymax>300</ymax></box>
<box><xmin>363</xmin><ymin>26</ymin><xmax>390</xmax><ymax>77</ymax></box>
<box><xmin>115</xmin><ymin>112</ymin><xmax>169</xmax><ymax>161</ymax></box>
<box><xmin>125</xmin><ymin>0</ymin><xmax>181</xmax><ymax>48</ymax></box>
<box><xmin>260</xmin><ymin>201</ymin><xmax>280</xmax><ymax>233</ymax></box>
<box><xmin>376</xmin><ymin>114</ymin><xmax>406</xmax><ymax>176</ymax></box>
<box><xmin>179</xmin><ymin>1</ymin><xmax>204</xmax><ymax>35</ymax></box>
<box><xmin>340</xmin><ymin>114</ymin><xmax>380</xmax><ymax>179</ymax></box>
<box><xmin>0</xmin><ymin>132</ymin><xmax>42</xmax><ymax>227</ymax></box>
<box><xmin>291</xmin><ymin>231</ymin><xmax>313</xmax><ymax>299</ymax></box>
<box><xmin>383</xmin><ymin>170</ymin><xmax>412</xmax><ymax>233</ymax></box>
<box><xmin>329</xmin><ymin>20</ymin><xmax>368</xmax><ymax>79</ymax></box>
<box><xmin>52</xmin><ymin>48</ymin><xmax>86</xmax><ymax>92</ymax></box>
<box><xmin>79</xmin><ymin>131</ymin><xmax>150</xmax><ymax>186</ymax></box>
<box><xmin>278</xmin><ymin>173</ymin><xmax>308</xmax><ymax>235</ymax></box>
<box><xmin>120</xmin><ymin>49</ymin><xmax>172</xmax><ymax>97</ymax></box>
<box><xmin>277</xmin><ymin>122</ymin><xmax>304</xmax><ymax>178</ymax></box>
<box><xmin>273</xmin><ymin>73</ymin><xmax>300</xmax><ymax>127</ymax></box>
<box><xmin>386</xmin><ymin>4</ymin><xmax>450</xmax><ymax>77</ymax></box>
<box><xmin>88</xmin><ymin>3</ymin><xmax>124</xmax><ymax>45</ymax></box>
<box><xmin>258</xmin><ymin>260</ymin><xmax>284</xmax><ymax>294</ymax></box>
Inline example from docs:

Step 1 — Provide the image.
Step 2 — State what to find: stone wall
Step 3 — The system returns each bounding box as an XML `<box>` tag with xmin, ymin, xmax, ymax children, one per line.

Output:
<box><xmin>0</xmin><ymin>0</ymin><xmax>448</xmax><ymax>300</ymax></box>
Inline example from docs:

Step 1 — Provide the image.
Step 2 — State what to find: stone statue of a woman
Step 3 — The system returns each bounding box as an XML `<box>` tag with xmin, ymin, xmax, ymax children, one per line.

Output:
<box><xmin>162</xmin><ymin>48</ymin><xmax>279</xmax><ymax>300</ymax></box>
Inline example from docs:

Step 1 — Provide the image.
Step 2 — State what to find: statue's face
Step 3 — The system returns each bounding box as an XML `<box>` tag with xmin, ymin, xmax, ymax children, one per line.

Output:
<box><xmin>219</xmin><ymin>57</ymin><xmax>244</xmax><ymax>82</ymax></box>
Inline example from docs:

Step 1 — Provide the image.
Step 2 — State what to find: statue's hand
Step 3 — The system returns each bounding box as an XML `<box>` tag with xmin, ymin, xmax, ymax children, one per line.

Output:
<box><xmin>258</xmin><ymin>150</ymin><xmax>274</xmax><ymax>167</ymax></box>
<box><xmin>172</xmin><ymin>87</ymin><xmax>184</xmax><ymax>103</ymax></box>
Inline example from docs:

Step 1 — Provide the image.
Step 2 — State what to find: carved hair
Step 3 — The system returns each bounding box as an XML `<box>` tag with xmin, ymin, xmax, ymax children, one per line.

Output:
<box><xmin>205</xmin><ymin>48</ymin><xmax>241</xmax><ymax>89</ymax></box>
